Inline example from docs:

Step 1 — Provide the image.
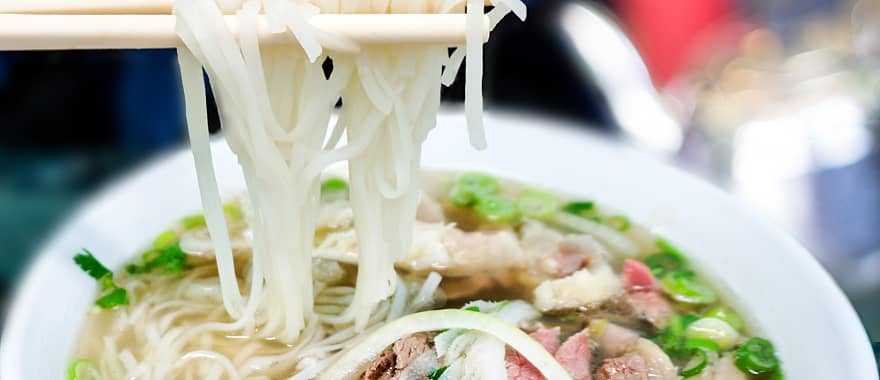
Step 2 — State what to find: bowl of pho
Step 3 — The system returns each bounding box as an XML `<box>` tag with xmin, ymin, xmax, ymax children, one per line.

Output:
<box><xmin>1</xmin><ymin>112</ymin><xmax>876</xmax><ymax>380</ymax></box>
<box><xmin>1</xmin><ymin>0</ymin><xmax>877</xmax><ymax>379</ymax></box>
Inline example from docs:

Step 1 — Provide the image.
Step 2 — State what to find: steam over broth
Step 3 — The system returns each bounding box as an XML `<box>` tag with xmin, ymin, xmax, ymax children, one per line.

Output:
<box><xmin>71</xmin><ymin>173</ymin><xmax>783</xmax><ymax>379</ymax></box>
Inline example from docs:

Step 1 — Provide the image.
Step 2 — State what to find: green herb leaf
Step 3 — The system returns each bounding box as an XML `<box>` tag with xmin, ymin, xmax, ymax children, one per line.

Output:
<box><xmin>428</xmin><ymin>366</ymin><xmax>448</xmax><ymax>380</ymax></box>
<box><xmin>681</xmin><ymin>348</ymin><xmax>709</xmax><ymax>378</ymax></box>
<box><xmin>463</xmin><ymin>306</ymin><xmax>481</xmax><ymax>312</ymax></box>
<box><xmin>74</xmin><ymin>249</ymin><xmax>130</xmax><ymax>309</ymax></box>
<box><xmin>735</xmin><ymin>337</ymin><xmax>780</xmax><ymax>375</ymax></box>
<box><xmin>656</xmin><ymin>237</ymin><xmax>686</xmax><ymax>257</ymax></box>
<box><xmin>127</xmin><ymin>243</ymin><xmax>188</xmax><ymax>275</ymax></box>
<box><xmin>98</xmin><ymin>273</ymin><xmax>116</xmax><ymax>291</ymax></box>
<box><xmin>654</xmin><ymin>314</ymin><xmax>701</xmax><ymax>358</ymax></box>
<box><xmin>474</xmin><ymin>195</ymin><xmax>520</xmax><ymax>224</ymax></box>
<box><xmin>561</xmin><ymin>201</ymin><xmax>595</xmax><ymax>217</ymax></box>
<box><xmin>703</xmin><ymin>306</ymin><xmax>745</xmax><ymax>331</ymax></box>
<box><xmin>516</xmin><ymin>190</ymin><xmax>560</xmax><ymax>220</ymax></box>
<box><xmin>644</xmin><ymin>239</ymin><xmax>689</xmax><ymax>278</ymax></box>
<box><xmin>661</xmin><ymin>271</ymin><xmax>718</xmax><ymax>304</ymax></box>
<box><xmin>771</xmin><ymin>368</ymin><xmax>785</xmax><ymax>380</ymax></box>
<box><xmin>684</xmin><ymin>338</ymin><xmax>721</xmax><ymax>353</ymax></box>
<box><xmin>152</xmin><ymin>230</ymin><xmax>178</xmax><ymax>250</ymax></box>
<box><xmin>181</xmin><ymin>214</ymin><xmax>207</xmax><ymax>230</ymax></box>
<box><xmin>321</xmin><ymin>178</ymin><xmax>350</xmax><ymax>202</ymax></box>
<box><xmin>448</xmin><ymin>173</ymin><xmax>500</xmax><ymax>207</ymax></box>
<box><xmin>95</xmin><ymin>287</ymin><xmax>128</xmax><ymax>309</ymax></box>
<box><xmin>73</xmin><ymin>249</ymin><xmax>111</xmax><ymax>281</ymax></box>
<box><xmin>67</xmin><ymin>359</ymin><xmax>98</xmax><ymax>380</ymax></box>
<box><xmin>223</xmin><ymin>202</ymin><xmax>244</xmax><ymax>222</ymax></box>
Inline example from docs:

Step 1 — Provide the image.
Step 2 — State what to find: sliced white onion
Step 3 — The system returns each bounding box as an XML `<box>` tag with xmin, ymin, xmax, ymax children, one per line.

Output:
<box><xmin>318</xmin><ymin>310</ymin><xmax>573</xmax><ymax>380</ymax></box>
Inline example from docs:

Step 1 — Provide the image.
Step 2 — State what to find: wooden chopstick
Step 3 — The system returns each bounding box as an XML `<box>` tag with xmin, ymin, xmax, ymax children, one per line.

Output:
<box><xmin>0</xmin><ymin>14</ymin><xmax>486</xmax><ymax>51</ymax></box>
<box><xmin>0</xmin><ymin>0</ymin><xmax>484</xmax><ymax>14</ymax></box>
<box><xmin>0</xmin><ymin>0</ymin><xmax>174</xmax><ymax>14</ymax></box>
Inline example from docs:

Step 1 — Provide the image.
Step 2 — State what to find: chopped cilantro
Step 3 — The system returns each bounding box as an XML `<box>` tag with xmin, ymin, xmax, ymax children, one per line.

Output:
<box><xmin>73</xmin><ymin>250</ymin><xmax>111</xmax><ymax>281</ymax></box>
<box><xmin>73</xmin><ymin>249</ymin><xmax>129</xmax><ymax>309</ymax></box>
<box><xmin>95</xmin><ymin>287</ymin><xmax>129</xmax><ymax>309</ymax></box>
<box><xmin>428</xmin><ymin>366</ymin><xmax>448</xmax><ymax>379</ymax></box>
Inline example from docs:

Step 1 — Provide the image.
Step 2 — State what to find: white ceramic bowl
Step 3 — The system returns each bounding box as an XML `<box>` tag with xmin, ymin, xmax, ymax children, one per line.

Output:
<box><xmin>1</xmin><ymin>112</ymin><xmax>876</xmax><ymax>379</ymax></box>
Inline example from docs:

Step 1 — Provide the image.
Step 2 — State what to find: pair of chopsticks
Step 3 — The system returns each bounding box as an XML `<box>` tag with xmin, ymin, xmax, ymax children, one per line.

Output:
<box><xmin>0</xmin><ymin>1</ymin><xmax>487</xmax><ymax>51</ymax></box>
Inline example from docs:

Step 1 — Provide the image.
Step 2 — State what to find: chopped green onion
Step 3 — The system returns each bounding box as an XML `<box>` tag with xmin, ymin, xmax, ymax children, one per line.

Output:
<box><xmin>703</xmin><ymin>306</ymin><xmax>745</xmax><ymax>331</ymax></box>
<box><xmin>735</xmin><ymin>337</ymin><xmax>780</xmax><ymax>375</ymax></box>
<box><xmin>152</xmin><ymin>230</ymin><xmax>178</xmax><ymax>250</ymax></box>
<box><xmin>685</xmin><ymin>317</ymin><xmax>740</xmax><ymax>350</ymax></box>
<box><xmin>73</xmin><ymin>250</ymin><xmax>111</xmax><ymax>281</ymax></box>
<box><xmin>182</xmin><ymin>202</ymin><xmax>242</xmax><ymax>229</ymax></box>
<box><xmin>681</xmin><ymin>314</ymin><xmax>700</xmax><ymax>326</ymax></box>
<box><xmin>181</xmin><ymin>214</ymin><xmax>206</xmax><ymax>230</ymax></box>
<box><xmin>656</xmin><ymin>238</ymin><xmax>686</xmax><ymax>257</ymax></box>
<box><xmin>448</xmin><ymin>173</ymin><xmax>500</xmax><ymax>207</ymax></box>
<box><xmin>428</xmin><ymin>366</ymin><xmax>448</xmax><ymax>380</ymax></box>
<box><xmin>474</xmin><ymin>195</ymin><xmax>520</xmax><ymax>224</ymax></box>
<box><xmin>661</xmin><ymin>271</ymin><xmax>717</xmax><ymax>304</ymax></box>
<box><xmin>516</xmin><ymin>190</ymin><xmax>560</xmax><ymax>220</ymax></box>
<box><xmin>588</xmin><ymin>319</ymin><xmax>609</xmax><ymax>338</ymax></box>
<box><xmin>127</xmin><ymin>243</ymin><xmax>188</xmax><ymax>275</ymax></box>
<box><xmin>771</xmin><ymin>369</ymin><xmax>785</xmax><ymax>380</ymax></box>
<box><xmin>561</xmin><ymin>201</ymin><xmax>595</xmax><ymax>217</ymax></box>
<box><xmin>95</xmin><ymin>287</ymin><xmax>128</xmax><ymax>309</ymax></box>
<box><xmin>463</xmin><ymin>306</ymin><xmax>481</xmax><ymax>312</ymax></box>
<box><xmin>684</xmin><ymin>338</ymin><xmax>721</xmax><ymax>353</ymax></box>
<box><xmin>223</xmin><ymin>202</ymin><xmax>244</xmax><ymax>222</ymax></box>
<box><xmin>321</xmin><ymin>178</ymin><xmax>350</xmax><ymax>202</ymax></box>
<box><xmin>680</xmin><ymin>349</ymin><xmax>709</xmax><ymax>378</ymax></box>
<box><xmin>67</xmin><ymin>359</ymin><xmax>98</xmax><ymax>380</ymax></box>
<box><xmin>606</xmin><ymin>215</ymin><xmax>631</xmax><ymax>231</ymax></box>
<box><xmin>654</xmin><ymin>314</ymin><xmax>700</xmax><ymax>357</ymax></box>
<box><xmin>643</xmin><ymin>251</ymin><xmax>687</xmax><ymax>278</ymax></box>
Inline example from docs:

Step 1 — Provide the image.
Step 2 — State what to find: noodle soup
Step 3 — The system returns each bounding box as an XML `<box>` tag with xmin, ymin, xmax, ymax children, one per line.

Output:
<box><xmin>70</xmin><ymin>172</ymin><xmax>783</xmax><ymax>379</ymax></box>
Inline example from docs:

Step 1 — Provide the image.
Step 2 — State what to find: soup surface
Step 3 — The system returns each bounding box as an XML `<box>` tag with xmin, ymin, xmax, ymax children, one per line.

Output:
<box><xmin>70</xmin><ymin>172</ymin><xmax>783</xmax><ymax>379</ymax></box>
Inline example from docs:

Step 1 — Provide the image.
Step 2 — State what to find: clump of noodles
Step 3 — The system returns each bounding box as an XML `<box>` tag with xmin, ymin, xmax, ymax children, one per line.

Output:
<box><xmin>175</xmin><ymin>0</ymin><xmax>524</xmax><ymax>341</ymax></box>
<box><xmin>176</xmin><ymin>0</ymin><xmax>332</xmax><ymax>347</ymax></box>
<box><xmin>77</xmin><ymin>0</ymin><xmax>527</xmax><ymax>377</ymax></box>
<box><xmin>76</xmin><ymin>255</ymin><xmax>447</xmax><ymax>378</ymax></box>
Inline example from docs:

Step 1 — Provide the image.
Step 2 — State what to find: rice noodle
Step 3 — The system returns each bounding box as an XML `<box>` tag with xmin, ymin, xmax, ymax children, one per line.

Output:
<box><xmin>76</xmin><ymin>0</ymin><xmax>527</xmax><ymax>376</ymax></box>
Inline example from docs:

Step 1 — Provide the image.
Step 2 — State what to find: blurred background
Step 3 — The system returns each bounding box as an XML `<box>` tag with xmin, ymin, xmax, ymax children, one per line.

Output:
<box><xmin>0</xmin><ymin>0</ymin><xmax>878</xmax><ymax>350</ymax></box>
